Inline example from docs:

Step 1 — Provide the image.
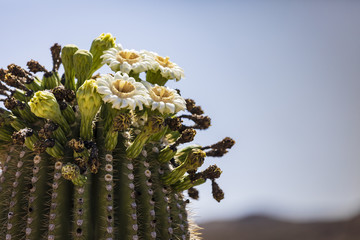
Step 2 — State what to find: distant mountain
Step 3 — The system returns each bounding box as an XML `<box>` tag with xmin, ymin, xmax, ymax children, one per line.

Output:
<box><xmin>199</xmin><ymin>215</ymin><xmax>360</xmax><ymax>240</ymax></box>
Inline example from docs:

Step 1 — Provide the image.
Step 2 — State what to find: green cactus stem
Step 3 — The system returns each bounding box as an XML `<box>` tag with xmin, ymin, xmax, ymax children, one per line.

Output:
<box><xmin>0</xmin><ymin>34</ymin><xmax>235</xmax><ymax>240</ymax></box>
<box><xmin>149</xmin><ymin>149</ymin><xmax>172</xmax><ymax>239</ymax></box>
<box><xmin>25</xmin><ymin>154</ymin><xmax>51</xmax><ymax>239</ymax></box>
<box><xmin>59</xmin><ymin>101</ymin><xmax>76</xmax><ymax>125</ymax></box>
<box><xmin>4</xmin><ymin>149</ymin><xmax>32</xmax><ymax>240</ymax></box>
<box><xmin>74</xmin><ymin>50</ymin><xmax>93</xmax><ymax>89</ymax></box>
<box><xmin>25</xmin><ymin>76</ymin><xmax>43</xmax><ymax>92</ymax></box>
<box><xmin>112</xmin><ymin>138</ymin><xmax>139</xmax><ymax>240</ymax></box>
<box><xmin>0</xmin><ymin>146</ymin><xmax>15</xmax><ymax>238</ymax></box>
<box><xmin>42</xmin><ymin>71</ymin><xmax>61</xmax><ymax>89</ymax></box>
<box><xmin>61</xmin><ymin>44</ymin><xmax>79</xmax><ymax>91</ymax></box>
<box><xmin>133</xmin><ymin>150</ymin><xmax>157</xmax><ymax>239</ymax></box>
<box><xmin>47</xmin><ymin>161</ymin><xmax>72</xmax><ymax>240</ymax></box>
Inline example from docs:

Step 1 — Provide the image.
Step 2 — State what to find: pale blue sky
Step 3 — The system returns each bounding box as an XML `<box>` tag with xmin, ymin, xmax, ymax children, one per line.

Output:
<box><xmin>1</xmin><ymin>0</ymin><xmax>360</xmax><ymax>223</ymax></box>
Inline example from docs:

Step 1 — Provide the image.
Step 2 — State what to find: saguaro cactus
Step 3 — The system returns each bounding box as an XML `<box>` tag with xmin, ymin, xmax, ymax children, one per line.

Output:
<box><xmin>0</xmin><ymin>33</ymin><xmax>235</xmax><ymax>240</ymax></box>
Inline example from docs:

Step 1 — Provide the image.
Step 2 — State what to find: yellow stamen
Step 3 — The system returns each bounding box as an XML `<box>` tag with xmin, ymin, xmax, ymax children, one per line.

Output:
<box><xmin>149</xmin><ymin>86</ymin><xmax>174</xmax><ymax>103</ymax></box>
<box><xmin>116</xmin><ymin>50</ymin><xmax>141</xmax><ymax>65</ymax></box>
<box><xmin>155</xmin><ymin>56</ymin><xmax>175</xmax><ymax>68</ymax></box>
<box><xmin>111</xmin><ymin>79</ymin><xmax>136</xmax><ymax>98</ymax></box>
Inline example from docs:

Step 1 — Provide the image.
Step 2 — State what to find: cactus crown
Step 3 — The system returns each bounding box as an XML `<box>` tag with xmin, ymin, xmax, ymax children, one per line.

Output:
<box><xmin>0</xmin><ymin>33</ymin><xmax>235</xmax><ymax>240</ymax></box>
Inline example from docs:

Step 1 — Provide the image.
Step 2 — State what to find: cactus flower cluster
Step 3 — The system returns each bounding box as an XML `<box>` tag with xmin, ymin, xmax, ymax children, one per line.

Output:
<box><xmin>0</xmin><ymin>33</ymin><xmax>235</xmax><ymax>240</ymax></box>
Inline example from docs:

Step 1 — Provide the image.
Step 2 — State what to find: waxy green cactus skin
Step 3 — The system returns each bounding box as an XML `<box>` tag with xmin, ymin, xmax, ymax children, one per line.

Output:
<box><xmin>0</xmin><ymin>34</ymin><xmax>235</xmax><ymax>240</ymax></box>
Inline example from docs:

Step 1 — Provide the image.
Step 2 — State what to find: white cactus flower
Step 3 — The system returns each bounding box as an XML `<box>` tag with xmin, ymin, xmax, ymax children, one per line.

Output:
<box><xmin>144</xmin><ymin>51</ymin><xmax>185</xmax><ymax>81</ymax></box>
<box><xmin>142</xmin><ymin>81</ymin><xmax>186</xmax><ymax>114</ymax></box>
<box><xmin>96</xmin><ymin>72</ymin><xmax>150</xmax><ymax>110</ymax></box>
<box><xmin>101</xmin><ymin>44</ymin><xmax>155</xmax><ymax>74</ymax></box>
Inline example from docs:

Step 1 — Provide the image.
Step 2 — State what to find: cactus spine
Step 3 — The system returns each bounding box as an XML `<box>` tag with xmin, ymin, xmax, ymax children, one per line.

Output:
<box><xmin>0</xmin><ymin>33</ymin><xmax>235</xmax><ymax>239</ymax></box>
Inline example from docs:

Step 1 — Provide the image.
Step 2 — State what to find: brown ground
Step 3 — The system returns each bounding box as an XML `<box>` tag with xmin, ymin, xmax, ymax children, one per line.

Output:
<box><xmin>199</xmin><ymin>215</ymin><xmax>360</xmax><ymax>240</ymax></box>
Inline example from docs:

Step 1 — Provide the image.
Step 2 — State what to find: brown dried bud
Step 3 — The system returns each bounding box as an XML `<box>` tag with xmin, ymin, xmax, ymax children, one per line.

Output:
<box><xmin>176</xmin><ymin>128</ymin><xmax>197</xmax><ymax>145</ymax></box>
<box><xmin>89</xmin><ymin>144</ymin><xmax>100</xmax><ymax>174</ymax></box>
<box><xmin>44</xmin><ymin>121</ymin><xmax>59</xmax><ymax>132</ymax></box>
<box><xmin>12</xmin><ymin>128</ymin><xmax>33</xmax><ymax>145</ymax></box>
<box><xmin>185</xmin><ymin>98</ymin><xmax>195</xmax><ymax>111</ymax></box>
<box><xmin>4</xmin><ymin>73</ymin><xmax>27</xmax><ymax>90</ymax></box>
<box><xmin>211</xmin><ymin>179</ymin><xmax>224</xmax><ymax>202</ymax></box>
<box><xmin>205</xmin><ymin>149</ymin><xmax>228</xmax><ymax>157</ymax></box>
<box><xmin>203</xmin><ymin>165</ymin><xmax>222</xmax><ymax>180</ymax></box>
<box><xmin>75</xmin><ymin>156</ymin><xmax>87</xmax><ymax>173</ymax></box>
<box><xmin>165</xmin><ymin>117</ymin><xmax>182</xmax><ymax>131</ymax></box>
<box><xmin>188</xmin><ymin>187</ymin><xmax>199</xmax><ymax>200</ymax></box>
<box><xmin>43</xmin><ymin>138</ymin><xmax>56</xmax><ymax>148</ymax></box>
<box><xmin>185</xmin><ymin>98</ymin><xmax>204</xmax><ymax>115</ymax></box>
<box><xmin>27</xmin><ymin>60</ymin><xmax>48</xmax><ymax>73</ymax></box>
<box><xmin>38</xmin><ymin>129</ymin><xmax>52</xmax><ymax>140</ymax></box>
<box><xmin>50</xmin><ymin>43</ymin><xmax>62</xmax><ymax>72</ymax></box>
<box><xmin>7</xmin><ymin>64</ymin><xmax>30</xmax><ymax>78</ymax></box>
<box><xmin>4</xmin><ymin>97</ymin><xmax>18</xmax><ymax>110</ymax></box>
<box><xmin>58</xmin><ymin>101</ymin><xmax>67</xmax><ymax>111</ymax></box>
<box><xmin>51</xmin><ymin>86</ymin><xmax>66</xmax><ymax>101</ymax></box>
<box><xmin>68</xmin><ymin>139</ymin><xmax>85</xmax><ymax>153</ymax></box>
<box><xmin>33</xmin><ymin>141</ymin><xmax>47</xmax><ymax>153</ymax></box>
<box><xmin>210</xmin><ymin>137</ymin><xmax>235</xmax><ymax>150</ymax></box>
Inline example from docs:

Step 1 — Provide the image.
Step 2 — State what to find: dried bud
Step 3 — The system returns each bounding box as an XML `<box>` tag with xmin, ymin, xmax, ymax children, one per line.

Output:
<box><xmin>33</xmin><ymin>141</ymin><xmax>47</xmax><ymax>153</ymax></box>
<box><xmin>38</xmin><ymin>129</ymin><xmax>52</xmax><ymax>140</ymax></box>
<box><xmin>203</xmin><ymin>165</ymin><xmax>222</xmax><ymax>180</ymax></box>
<box><xmin>206</xmin><ymin>137</ymin><xmax>235</xmax><ymax>150</ymax></box>
<box><xmin>4</xmin><ymin>97</ymin><xmax>18</xmax><ymax>110</ymax></box>
<box><xmin>68</xmin><ymin>139</ymin><xmax>85</xmax><ymax>153</ymax></box>
<box><xmin>27</xmin><ymin>60</ymin><xmax>48</xmax><ymax>73</ymax></box>
<box><xmin>0</xmin><ymin>68</ymin><xmax>7</xmax><ymax>80</ymax></box>
<box><xmin>188</xmin><ymin>187</ymin><xmax>199</xmax><ymax>200</ymax></box>
<box><xmin>185</xmin><ymin>98</ymin><xmax>204</xmax><ymax>115</ymax></box>
<box><xmin>12</xmin><ymin>128</ymin><xmax>33</xmax><ymax>145</ymax></box>
<box><xmin>180</xmin><ymin>114</ymin><xmax>211</xmax><ymax>130</ymax></box>
<box><xmin>7</xmin><ymin>64</ymin><xmax>29</xmax><ymax>78</ymax></box>
<box><xmin>165</xmin><ymin>117</ymin><xmax>182</xmax><ymax>131</ymax></box>
<box><xmin>176</xmin><ymin>128</ymin><xmax>196</xmax><ymax>145</ymax></box>
<box><xmin>50</xmin><ymin>43</ymin><xmax>62</xmax><ymax>72</ymax></box>
<box><xmin>51</xmin><ymin>86</ymin><xmax>66</xmax><ymax>101</ymax></box>
<box><xmin>89</xmin><ymin>144</ymin><xmax>100</xmax><ymax>174</ymax></box>
<box><xmin>4</xmin><ymin>73</ymin><xmax>27</xmax><ymax>91</ymax></box>
<box><xmin>211</xmin><ymin>179</ymin><xmax>224</xmax><ymax>202</ymax></box>
<box><xmin>205</xmin><ymin>149</ymin><xmax>228</xmax><ymax>157</ymax></box>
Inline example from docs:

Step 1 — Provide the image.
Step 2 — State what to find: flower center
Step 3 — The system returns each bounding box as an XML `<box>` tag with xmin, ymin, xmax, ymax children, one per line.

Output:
<box><xmin>116</xmin><ymin>50</ymin><xmax>141</xmax><ymax>65</ymax></box>
<box><xmin>155</xmin><ymin>56</ymin><xmax>175</xmax><ymax>68</ymax></box>
<box><xmin>111</xmin><ymin>79</ymin><xmax>136</xmax><ymax>98</ymax></box>
<box><xmin>149</xmin><ymin>86</ymin><xmax>174</xmax><ymax>103</ymax></box>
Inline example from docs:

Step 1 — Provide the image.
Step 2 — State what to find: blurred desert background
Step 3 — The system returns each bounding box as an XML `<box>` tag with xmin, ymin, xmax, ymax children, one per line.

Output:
<box><xmin>1</xmin><ymin>0</ymin><xmax>360</xmax><ymax>239</ymax></box>
<box><xmin>200</xmin><ymin>215</ymin><xmax>360</xmax><ymax>240</ymax></box>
